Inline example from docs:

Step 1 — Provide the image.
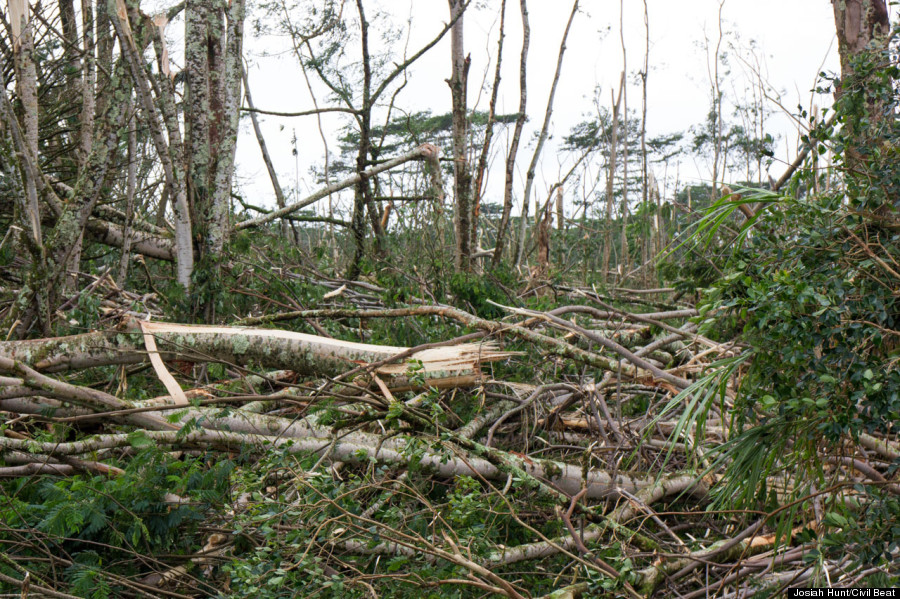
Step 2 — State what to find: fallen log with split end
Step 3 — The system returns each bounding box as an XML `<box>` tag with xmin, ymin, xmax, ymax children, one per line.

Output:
<box><xmin>0</xmin><ymin>320</ymin><xmax>513</xmax><ymax>392</ymax></box>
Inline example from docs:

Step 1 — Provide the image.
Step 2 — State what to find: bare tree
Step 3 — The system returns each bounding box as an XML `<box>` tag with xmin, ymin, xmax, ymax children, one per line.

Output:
<box><xmin>514</xmin><ymin>0</ymin><xmax>579</xmax><ymax>269</ymax></box>
<box><xmin>492</xmin><ymin>0</ymin><xmax>529</xmax><ymax>267</ymax></box>
<box><xmin>618</xmin><ymin>0</ymin><xmax>629</xmax><ymax>280</ymax></box>
<box><xmin>448</xmin><ymin>0</ymin><xmax>473</xmax><ymax>271</ymax></box>
<box><xmin>471</xmin><ymin>0</ymin><xmax>508</xmax><ymax>264</ymax></box>
<box><xmin>641</xmin><ymin>0</ymin><xmax>651</xmax><ymax>281</ymax></box>
<box><xmin>242</xmin><ymin>66</ymin><xmax>291</xmax><ymax>240</ymax></box>
<box><xmin>602</xmin><ymin>75</ymin><xmax>624</xmax><ymax>282</ymax></box>
<box><xmin>707</xmin><ymin>0</ymin><xmax>727</xmax><ymax>202</ymax></box>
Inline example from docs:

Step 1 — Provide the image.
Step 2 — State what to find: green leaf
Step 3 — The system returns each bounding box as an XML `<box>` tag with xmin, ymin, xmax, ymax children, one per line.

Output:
<box><xmin>127</xmin><ymin>431</ymin><xmax>155</xmax><ymax>449</ymax></box>
<box><xmin>824</xmin><ymin>512</ymin><xmax>849</xmax><ymax>528</ymax></box>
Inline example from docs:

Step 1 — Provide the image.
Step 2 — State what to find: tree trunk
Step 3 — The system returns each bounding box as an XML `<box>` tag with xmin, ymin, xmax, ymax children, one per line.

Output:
<box><xmin>243</xmin><ymin>67</ymin><xmax>291</xmax><ymax>240</ymax></box>
<box><xmin>112</xmin><ymin>0</ymin><xmax>194</xmax><ymax>288</ymax></box>
<box><xmin>448</xmin><ymin>0</ymin><xmax>473</xmax><ymax>272</ymax></box>
<box><xmin>492</xmin><ymin>0</ymin><xmax>530</xmax><ymax>267</ymax></box>
<box><xmin>9</xmin><ymin>0</ymin><xmax>43</xmax><ymax>258</ymax></box>
<box><xmin>556</xmin><ymin>186</ymin><xmax>564</xmax><ymax>232</ymax></box>
<box><xmin>603</xmin><ymin>78</ymin><xmax>623</xmax><ymax>283</ymax></box>
<box><xmin>206</xmin><ymin>0</ymin><xmax>245</xmax><ymax>312</ymax></box>
<box><xmin>0</xmin><ymin>320</ymin><xmax>511</xmax><ymax>390</ymax></box>
<box><xmin>471</xmin><ymin>0</ymin><xmax>507</xmax><ymax>267</ymax></box>
<box><xmin>347</xmin><ymin>0</ymin><xmax>384</xmax><ymax>280</ymax></box>
<box><xmin>183</xmin><ymin>0</ymin><xmax>242</xmax><ymax>314</ymax></box>
<box><xmin>618</xmin><ymin>0</ymin><xmax>629</xmax><ymax>281</ymax></box>
<box><xmin>515</xmin><ymin>0</ymin><xmax>578</xmax><ymax>268</ymax></box>
<box><xmin>831</xmin><ymin>0</ymin><xmax>891</xmax><ymax>175</ymax></box>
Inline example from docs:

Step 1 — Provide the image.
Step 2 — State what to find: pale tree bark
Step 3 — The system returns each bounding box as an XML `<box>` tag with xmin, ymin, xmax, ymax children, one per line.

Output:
<box><xmin>492</xmin><ymin>0</ymin><xmax>530</xmax><ymax>267</ymax></box>
<box><xmin>0</xmin><ymin>320</ymin><xmax>511</xmax><ymax>390</ymax></box>
<box><xmin>242</xmin><ymin>66</ymin><xmax>291</xmax><ymax>240</ymax></box>
<box><xmin>110</xmin><ymin>0</ymin><xmax>194</xmax><ymax>288</ymax></box>
<box><xmin>79</xmin><ymin>0</ymin><xmax>96</xmax><ymax>164</ymax></box>
<box><xmin>514</xmin><ymin>0</ymin><xmax>578</xmax><ymax>268</ymax></box>
<box><xmin>618</xmin><ymin>0</ymin><xmax>629</xmax><ymax>280</ymax></box>
<box><xmin>45</xmin><ymin>58</ymin><xmax>130</xmax><ymax>280</ymax></box>
<box><xmin>116</xmin><ymin>97</ymin><xmax>138</xmax><ymax>286</ymax></box>
<box><xmin>1</xmin><ymin>42</ymin><xmax>131</xmax><ymax>336</ymax></box>
<box><xmin>112</xmin><ymin>0</ymin><xmax>244</xmax><ymax>298</ymax></box>
<box><xmin>602</xmin><ymin>76</ymin><xmax>624</xmax><ymax>283</ymax></box>
<box><xmin>206</xmin><ymin>0</ymin><xmax>245</xmax><ymax>298</ymax></box>
<box><xmin>0</xmin><ymin>425</ymin><xmax>660</xmax><ymax>502</ymax></box>
<box><xmin>471</xmin><ymin>0</ymin><xmax>506</xmax><ymax>260</ymax></box>
<box><xmin>448</xmin><ymin>0</ymin><xmax>473</xmax><ymax>271</ymax></box>
<box><xmin>9</xmin><ymin>0</ymin><xmax>42</xmax><ymax>257</ymax></box>
<box><xmin>95</xmin><ymin>0</ymin><xmax>113</xmax><ymax>116</ymax></box>
<box><xmin>184</xmin><ymin>0</ymin><xmax>245</xmax><ymax>312</ymax></box>
<box><xmin>184</xmin><ymin>0</ymin><xmax>212</xmax><ymax>249</ymax></box>
<box><xmin>0</xmin><ymin>0</ymin><xmax>202</xmax><ymax>339</ymax></box>
<box><xmin>0</xmin><ymin>89</ymin><xmax>42</xmax><ymax>263</ymax></box>
<box><xmin>0</xmin><ymin>97</ymin><xmax>44</xmax><ymax>274</ymax></box>
<box><xmin>641</xmin><ymin>0</ymin><xmax>650</xmax><ymax>283</ymax></box>
<box><xmin>59</xmin><ymin>0</ymin><xmax>87</xmax><ymax>293</ymax></box>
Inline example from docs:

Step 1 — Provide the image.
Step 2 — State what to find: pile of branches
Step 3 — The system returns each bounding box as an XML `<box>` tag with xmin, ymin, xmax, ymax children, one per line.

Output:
<box><xmin>0</xmin><ymin>278</ymin><xmax>897</xmax><ymax>598</ymax></box>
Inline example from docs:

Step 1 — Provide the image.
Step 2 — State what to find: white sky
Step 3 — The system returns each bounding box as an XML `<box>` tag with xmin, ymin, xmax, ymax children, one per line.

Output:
<box><xmin>231</xmin><ymin>0</ymin><xmax>855</xmax><ymax>216</ymax></box>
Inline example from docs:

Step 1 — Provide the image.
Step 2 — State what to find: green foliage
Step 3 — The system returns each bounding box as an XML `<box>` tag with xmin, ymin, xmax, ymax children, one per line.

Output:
<box><xmin>683</xmin><ymin>32</ymin><xmax>900</xmax><ymax>575</ymax></box>
<box><xmin>710</xmin><ymin>199</ymin><xmax>899</xmax><ymax>441</ymax></box>
<box><xmin>820</xmin><ymin>486</ymin><xmax>900</xmax><ymax>567</ymax></box>
<box><xmin>0</xmin><ymin>449</ymin><xmax>235</xmax><ymax>593</ymax></box>
<box><xmin>822</xmin><ymin>34</ymin><xmax>900</xmax><ymax>214</ymax></box>
<box><xmin>212</xmin><ymin>448</ymin><xmax>556</xmax><ymax>599</ymax></box>
<box><xmin>447</xmin><ymin>272</ymin><xmax>507</xmax><ymax>319</ymax></box>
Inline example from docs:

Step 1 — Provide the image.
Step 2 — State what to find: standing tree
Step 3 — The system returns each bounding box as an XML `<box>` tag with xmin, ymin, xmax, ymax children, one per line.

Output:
<box><xmin>448</xmin><ymin>0</ymin><xmax>473</xmax><ymax>271</ymax></box>
<box><xmin>272</xmin><ymin>0</ymin><xmax>460</xmax><ymax>279</ymax></box>
<box><xmin>183</xmin><ymin>0</ymin><xmax>245</xmax><ymax>316</ymax></box>
<box><xmin>493</xmin><ymin>0</ymin><xmax>530</xmax><ymax>267</ymax></box>
<box><xmin>831</xmin><ymin>0</ymin><xmax>895</xmax><ymax>221</ymax></box>
<box><xmin>514</xmin><ymin>0</ymin><xmax>579</xmax><ymax>269</ymax></box>
<box><xmin>603</xmin><ymin>77</ymin><xmax>624</xmax><ymax>281</ymax></box>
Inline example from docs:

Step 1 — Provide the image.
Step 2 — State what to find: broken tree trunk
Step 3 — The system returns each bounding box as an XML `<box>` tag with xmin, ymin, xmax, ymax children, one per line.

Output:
<box><xmin>0</xmin><ymin>320</ymin><xmax>510</xmax><ymax>391</ymax></box>
<box><xmin>236</xmin><ymin>145</ymin><xmax>443</xmax><ymax>231</ymax></box>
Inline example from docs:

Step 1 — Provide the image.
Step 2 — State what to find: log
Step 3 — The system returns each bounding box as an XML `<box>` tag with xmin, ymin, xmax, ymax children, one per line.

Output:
<box><xmin>0</xmin><ymin>319</ymin><xmax>512</xmax><ymax>390</ymax></box>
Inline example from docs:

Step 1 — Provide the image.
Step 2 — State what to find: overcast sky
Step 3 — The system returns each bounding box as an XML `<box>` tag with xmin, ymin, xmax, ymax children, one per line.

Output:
<box><xmin>229</xmin><ymin>0</ymin><xmax>876</xmax><ymax>216</ymax></box>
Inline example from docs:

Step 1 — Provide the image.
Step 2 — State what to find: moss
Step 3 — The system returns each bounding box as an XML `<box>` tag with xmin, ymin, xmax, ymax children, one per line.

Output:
<box><xmin>539</xmin><ymin>459</ymin><xmax>564</xmax><ymax>481</ymax></box>
<box><xmin>231</xmin><ymin>334</ymin><xmax>250</xmax><ymax>355</ymax></box>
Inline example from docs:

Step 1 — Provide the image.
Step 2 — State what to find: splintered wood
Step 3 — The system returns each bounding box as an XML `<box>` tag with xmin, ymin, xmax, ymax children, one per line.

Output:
<box><xmin>136</xmin><ymin>321</ymin><xmax>513</xmax><ymax>392</ymax></box>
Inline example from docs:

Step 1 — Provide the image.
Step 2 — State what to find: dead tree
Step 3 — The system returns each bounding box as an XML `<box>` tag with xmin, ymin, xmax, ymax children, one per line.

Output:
<box><xmin>492</xmin><ymin>0</ymin><xmax>530</xmax><ymax>267</ymax></box>
<box><xmin>514</xmin><ymin>0</ymin><xmax>579</xmax><ymax>269</ymax></box>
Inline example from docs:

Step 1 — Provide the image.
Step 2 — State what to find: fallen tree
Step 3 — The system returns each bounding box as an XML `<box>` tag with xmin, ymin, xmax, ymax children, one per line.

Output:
<box><xmin>0</xmin><ymin>285</ymin><xmax>896</xmax><ymax>597</ymax></box>
<box><xmin>0</xmin><ymin>317</ymin><xmax>510</xmax><ymax>389</ymax></box>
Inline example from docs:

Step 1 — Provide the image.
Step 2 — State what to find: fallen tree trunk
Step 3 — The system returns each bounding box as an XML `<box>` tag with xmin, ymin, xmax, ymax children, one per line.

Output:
<box><xmin>0</xmin><ymin>319</ymin><xmax>511</xmax><ymax>389</ymax></box>
<box><xmin>0</xmin><ymin>422</ymin><xmax>655</xmax><ymax>499</ymax></box>
<box><xmin>237</xmin><ymin>305</ymin><xmax>685</xmax><ymax>385</ymax></box>
<box><xmin>235</xmin><ymin>144</ymin><xmax>443</xmax><ymax>230</ymax></box>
